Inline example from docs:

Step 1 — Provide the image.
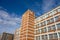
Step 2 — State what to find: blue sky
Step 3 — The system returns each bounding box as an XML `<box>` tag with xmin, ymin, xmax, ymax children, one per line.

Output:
<box><xmin>0</xmin><ymin>0</ymin><xmax>60</xmax><ymax>34</ymax></box>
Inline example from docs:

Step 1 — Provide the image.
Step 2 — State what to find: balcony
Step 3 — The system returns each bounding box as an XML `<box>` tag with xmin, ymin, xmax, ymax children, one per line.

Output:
<box><xmin>35</xmin><ymin>32</ymin><xmax>40</xmax><ymax>35</ymax></box>
<box><xmin>42</xmin><ymin>39</ymin><xmax>48</xmax><ymax>40</ymax></box>
<box><xmin>47</xmin><ymin>21</ymin><xmax>54</xmax><ymax>25</ymax></box>
<box><xmin>48</xmin><ymin>30</ymin><xmax>56</xmax><ymax>32</ymax></box>
<box><xmin>41</xmin><ymin>25</ymin><xmax>46</xmax><ymax>27</ymax></box>
<box><xmin>47</xmin><ymin>15</ymin><xmax>53</xmax><ymax>19</ymax></box>
<box><xmin>41</xmin><ymin>31</ymin><xmax>46</xmax><ymax>34</ymax></box>
<box><xmin>54</xmin><ymin>12</ymin><xmax>60</xmax><ymax>15</ymax></box>
<box><xmin>57</xmin><ymin>28</ymin><xmax>60</xmax><ymax>30</ymax></box>
<box><xmin>49</xmin><ymin>38</ymin><xmax>58</xmax><ymax>40</ymax></box>
<box><xmin>55</xmin><ymin>18</ymin><xmax>60</xmax><ymax>22</ymax></box>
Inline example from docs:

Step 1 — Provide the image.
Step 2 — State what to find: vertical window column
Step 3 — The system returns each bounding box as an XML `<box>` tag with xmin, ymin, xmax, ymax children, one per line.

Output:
<box><xmin>56</xmin><ymin>23</ymin><xmax>60</xmax><ymax>30</ymax></box>
<box><xmin>58</xmin><ymin>32</ymin><xmax>60</xmax><ymax>40</ymax></box>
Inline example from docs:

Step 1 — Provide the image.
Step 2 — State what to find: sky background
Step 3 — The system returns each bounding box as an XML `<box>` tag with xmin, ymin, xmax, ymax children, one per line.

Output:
<box><xmin>0</xmin><ymin>0</ymin><xmax>60</xmax><ymax>34</ymax></box>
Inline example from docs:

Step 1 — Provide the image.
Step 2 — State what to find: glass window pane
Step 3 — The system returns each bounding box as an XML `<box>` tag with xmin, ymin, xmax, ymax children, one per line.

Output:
<box><xmin>58</xmin><ymin>32</ymin><xmax>60</xmax><ymax>37</ymax></box>
<box><xmin>55</xmin><ymin>16</ymin><xmax>59</xmax><ymax>21</ymax></box>
<box><xmin>50</xmin><ymin>18</ymin><xmax>54</xmax><ymax>23</ymax></box>
<box><xmin>48</xmin><ymin>26</ymin><xmax>51</xmax><ymax>32</ymax></box>
<box><xmin>58</xmin><ymin>8</ymin><xmax>60</xmax><ymax>12</ymax></box>
<box><xmin>49</xmin><ymin>34</ymin><xmax>53</xmax><ymax>39</ymax></box>
<box><xmin>53</xmin><ymin>33</ymin><xmax>58</xmax><ymax>38</ymax></box>
<box><xmin>51</xmin><ymin>25</ymin><xmax>56</xmax><ymax>30</ymax></box>
<box><xmin>56</xmin><ymin>23</ymin><xmax>60</xmax><ymax>29</ymax></box>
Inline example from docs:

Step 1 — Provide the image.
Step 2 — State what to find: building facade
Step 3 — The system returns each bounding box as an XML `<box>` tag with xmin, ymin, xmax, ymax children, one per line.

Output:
<box><xmin>34</xmin><ymin>6</ymin><xmax>60</xmax><ymax>40</ymax></box>
<box><xmin>1</xmin><ymin>32</ymin><xmax>14</xmax><ymax>40</ymax></box>
<box><xmin>14</xmin><ymin>28</ymin><xmax>21</xmax><ymax>40</ymax></box>
<box><xmin>14</xmin><ymin>6</ymin><xmax>60</xmax><ymax>40</ymax></box>
<box><xmin>20</xmin><ymin>10</ymin><xmax>35</xmax><ymax>40</ymax></box>
<box><xmin>0</xmin><ymin>34</ymin><xmax>2</xmax><ymax>40</ymax></box>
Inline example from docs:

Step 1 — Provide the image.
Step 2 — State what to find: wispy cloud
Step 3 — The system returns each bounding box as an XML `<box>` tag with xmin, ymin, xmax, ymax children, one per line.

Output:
<box><xmin>0</xmin><ymin>7</ymin><xmax>22</xmax><ymax>34</ymax></box>
<box><xmin>42</xmin><ymin>0</ymin><xmax>55</xmax><ymax>12</ymax></box>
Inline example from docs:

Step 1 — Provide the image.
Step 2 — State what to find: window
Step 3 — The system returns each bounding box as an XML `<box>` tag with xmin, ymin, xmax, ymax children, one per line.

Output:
<box><xmin>47</xmin><ymin>20</ymin><xmax>50</xmax><ymax>24</ymax></box>
<box><xmin>50</xmin><ymin>18</ymin><xmax>54</xmax><ymax>23</ymax></box>
<box><xmin>39</xmin><ymin>23</ymin><xmax>41</xmax><ymax>27</ymax></box>
<box><xmin>49</xmin><ymin>33</ymin><xmax>58</xmax><ymax>39</ymax></box>
<box><xmin>55</xmin><ymin>15</ymin><xmax>60</xmax><ymax>22</ymax></box>
<box><xmin>42</xmin><ymin>35</ymin><xmax>48</xmax><ymax>40</ymax></box>
<box><xmin>36</xmin><ymin>36</ymin><xmax>40</xmax><ymax>40</ymax></box>
<box><xmin>57</xmin><ymin>8</ymin><xmax>60</xmax><ymax>12</ymax></box>
<box><xmin>42</xmin><ymin>35</ymin><xmax>44</xmax><ymax>40</ymax></box>
<box><xmin>49</xmin><ymin>13</ymin><xmax>52</xmax><ymax>16</ymax></box>
<box><xmin>41</xmin><ymin>27</ymin><xmax>47</xmax><ymax>33</ymax></box>
<box><xmin>55</xmin><ymin>16</ymin><xmax>59</xmax><ymax>21</ymax></box>
<box><xmin>51</xmin><ymin>25</ymin><xmax>56</xmax><ymax>30</ymax></box>
<box><xmin>49</xmin><ymin>34</ymin><xmax>53</xmax><ymax>39</ymax></box>
<box><xmin>43</xmin><ymin>27</ymin><xmax>47</xmax><ymax>33</ymax></box>
<box><xmin>51</xmin><ymin>10</ymin><xmax>57</xmax><ymax>15</ymax></box>
<box><xmin>43</xmin><ymin>21</ymin><xmax>46</xmax><ymax>26</ymax></box>
<box><xmin>38</xmin><ymin>36</ymin><xmax>40</xmax><ymax>40</ymax></box>
<box><xmin>47</xmin><ymin>18</ymin><xmax>54</xmax><ymax>25</ymax></box>
<box><xmin>53</xmin><ymin>33</ymin><xmax>58</xmax><ymax>38</ymax></box>
<box><xmin>48</xmin><ymin>26</ymin><xmax>51</xmax><ymax>32</ymax></box>
<box><xmin>56</xmin><ymin>23</ymin><xmax>60</xmax><ymax>30</ymax></box>
<box><xmin>48</xmin><ymin>25</ymin><xmax>56</xmax><ymax>32</ymax></box>
<box><xmin>36</xmin><ymin>29</ymin><xmax>40</xmax><ymax>34</ymax></box>
<box><xmin>38</xmin><ymin>29</ymin><xmax>40</xmax><ymax>34</ymax></box>
<box><xmin>44</xmin><ymin>35</ymin><xmax>48</xmax><ymax>39</ymax></box>
<box><xmin>36</xmin><ymin>36</ymin><xmax>38</xmax><ymax>40</ymax></box>
<box><xmin>58</xmin><ymin>32</ymin><xmax>60</xmax><ymax>38</ymax></box>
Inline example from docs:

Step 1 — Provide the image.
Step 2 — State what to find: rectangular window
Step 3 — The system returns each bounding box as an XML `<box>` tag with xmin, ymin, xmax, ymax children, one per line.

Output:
<box><xmin>56</xmin><ymin>23</ymin><xmax>60</xmax><ymax>30</ymax></box>
<box><xmin>41</xmin><ymin>21</ymin><xmax>46</xmax><ymax>26</ymax></box>
<box><xmin>36</xmin><ymin>36</ymin><xmax>38</xmax><ymax>40</ymax></box>
<box><xmin>47</xmin><ymin>18</ymin><xmax>54</xmax><ymax>25</ymax></box>
<box><xmin>42</xmin><ymin>35</ymin><xmax>44</xmax><ymax>40</ymax></box>
<box><xmin>42</xmin><ymin>35</ymin><xmax>48</xmax><ymax>40</ymax></box>
<box><xmin>36</xmin><ymin>36</ymin><xmax>40</xmax><ymax>40</ymax></box>
<box><xmin>48</xmin><ymin>25</ymin><xmax>56</xmax><ymax>32</ymax></box>
<box><xmin>57</xmin><ymin>8</ymin><xmax>60</xmax><ymax>12</ymax></box>
<box><xmin>49</xmin><ymin>13</ymin><xmax>52</xmax><ymax>16</ymax></box>
<box><xmin>50</xmin><ymin>18</ymin><xmax>54</xmax><ymax>23</ymax></box>
<box><xmin>43</xmin><ymin>21</ymin><xmax>46</xmax><ymax>26</ymax></box>
<box><xmin>48</xmin><ymin>26</ymin><xmax>51</xmax><ymax>32</ymax></box>
<box><xmin>41</xmin><ymin>27</ymin><xmax>47</xmax><ymax>33</ymax></box>
<box><xmin>58</xmin><ymin>32</ymin><xmax>60</xmax><ymax>38</ymax></box>
<box><xmin>38</xmin><ymin>36</ymin><xmax>40</xmax><ymax>40</ymax></box>
<box><xmin>39</xmin><ymin>23</ymin><xmax>41</xmax><ymax>27</ymax></box>
<box><xmin>49</xmin><ymin>34</ymin><xmax>53</xmax><ymax>39</ymax></box>
<box><xmin>47</xmin><ymin>20</ymin><xmax>50</xmax><ymax>24</ymax></box>
<box><xmin>55</xmin><ymin>16</ymin><xmax>59</xmax><ymax>21</ymax></box>
<box><xmin>44</xmin><ymin>35</ymin><xmax>48</xmax><ymax>40</ymax></box>
<box><xmin>51</xmin><ymin>25</ymin><xmax>56</xmax><ymax>31</ymax></box>
<box><xmin>43</xmin><ymin>27</ymin><xmax>47</xmax><ymax>33</ymax></box>
<box><xmin>51</xmin><ymin>10</ymin><xmax>57</xmax><ymax>15</ymax></box>
<box><xmin>55</xmin><ymin>15</ymin><xmax>60</xmax><ymax>22</ymax></box>
<box><xmin>38</xmin><ymin>29</ymin><xmax>40</xmax><ymax>34</ymax></box>
<box><xmin>53</xmin><ymin>33</ymin><xmax>58</xmax><ymax>38</ymax></box>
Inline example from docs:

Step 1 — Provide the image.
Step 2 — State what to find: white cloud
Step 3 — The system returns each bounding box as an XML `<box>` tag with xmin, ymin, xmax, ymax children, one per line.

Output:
<box><xmin>0</xmin><ymin>10</ymin><xmax>22</xmax><ymax>34</ymax></box>
<box><xmin>42</xmin><ymin>0</ymin><xmax>55</xmax><ymax>12</ymax></box>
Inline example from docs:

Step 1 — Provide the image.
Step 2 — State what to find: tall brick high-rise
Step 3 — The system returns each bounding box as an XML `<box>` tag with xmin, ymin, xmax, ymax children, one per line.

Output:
<box><xmin>20</xmin><ymin>9</ymin><xmax>35</xmax><ymax>40</ymax></box>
